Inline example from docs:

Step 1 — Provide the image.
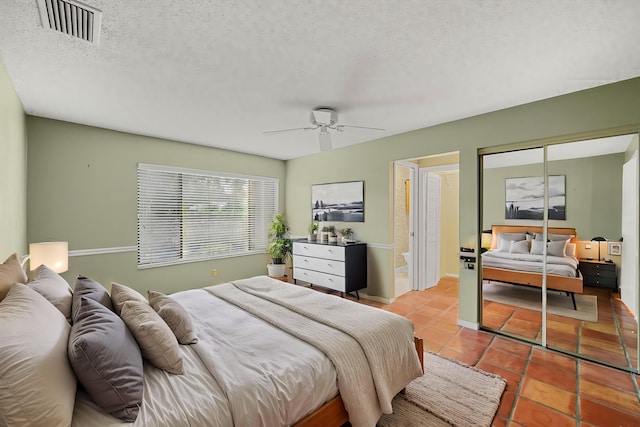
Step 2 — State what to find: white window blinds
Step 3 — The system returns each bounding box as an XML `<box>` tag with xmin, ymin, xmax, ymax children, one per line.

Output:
<box><xmin>137</xmin><ymin>163</ymin><xmax>278</xmax><ymax>269</ymax></box>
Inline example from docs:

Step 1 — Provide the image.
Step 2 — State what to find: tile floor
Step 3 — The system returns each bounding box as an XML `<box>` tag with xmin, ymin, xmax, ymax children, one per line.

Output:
<box><xmin>324</xmin><ymin>276</ymin><xmax>640</xmax><ymax>426</ymax></box>
<box><xmin>483</xmin><ymin>283</ymin><xmax>638</xmax><ymax>370</ymax></box>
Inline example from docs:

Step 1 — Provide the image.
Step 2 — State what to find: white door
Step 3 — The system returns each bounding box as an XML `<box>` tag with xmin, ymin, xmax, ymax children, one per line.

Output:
<box><xmin>419</xmin><ymin>169</ymin><xmax>441</xmax><ymax>290</ymax></box>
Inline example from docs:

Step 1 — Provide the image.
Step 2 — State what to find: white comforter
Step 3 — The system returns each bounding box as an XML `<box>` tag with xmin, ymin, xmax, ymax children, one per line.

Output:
<box><xmin>72</xmin><ymin>277</ymin><xmax>421</xmax><ymax>427</ymax></box>
<box><xmin>482</xmin><ymin>250</ymin><xmax>579</xmax><ymax>277</ymax></box>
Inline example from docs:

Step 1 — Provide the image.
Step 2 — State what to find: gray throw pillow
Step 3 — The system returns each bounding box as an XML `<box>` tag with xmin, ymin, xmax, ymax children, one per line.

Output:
<box><xmin>68</xmin><ymin>296</ymin><xmax>144</xmax><ymax>422</ymax></box>
<box><xmin>72</xmin><ymin>275</ymin><xmax>113</xmax><ymax>319</ymax></box>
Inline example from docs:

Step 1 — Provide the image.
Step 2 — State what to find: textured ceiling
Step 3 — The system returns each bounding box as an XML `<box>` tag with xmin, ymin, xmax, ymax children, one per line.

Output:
<box><xmin>1</xmin><ymin>1</ymin><xmax>639</xmax><ymax>160</ymax></box>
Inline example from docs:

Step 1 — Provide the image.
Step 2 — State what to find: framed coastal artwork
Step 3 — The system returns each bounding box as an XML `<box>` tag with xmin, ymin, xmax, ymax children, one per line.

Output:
<box><xmin>311</xmin><ymin>181</ymin><xmax>364</xmax><ymax>222</ymax></box>
<box><xmin>505</xmin><ymin>175</ymin><xmax>566</xmax><ymax>220</ymax></box>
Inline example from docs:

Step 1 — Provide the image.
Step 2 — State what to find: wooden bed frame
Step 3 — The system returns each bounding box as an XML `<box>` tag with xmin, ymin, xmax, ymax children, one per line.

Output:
<box><xmin>294</xmin><ymin>336</ymin><xmax>424</xmax><ymax>427</ymax></box>
<box><xmin>482</xmin><ymin>226</ymin><xmax>583</xmax><ymax>307</ymax></box>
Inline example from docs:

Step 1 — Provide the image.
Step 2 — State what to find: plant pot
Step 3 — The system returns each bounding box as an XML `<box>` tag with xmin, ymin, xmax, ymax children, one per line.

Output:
<box><xmin>308</xmin><ymin>234</ymin><xmax>317</xmax><ymax>242</ymax></box>
<box><xmin>320</xmin><ymin>232</ymin><xmax>330</xmax><ymax>241</ymax></box>
<box><xmin>267</xmin><ymin>263</ymin><xmax>286</xmax><ymax>277</ymax></box>
<box><xmin>328</xmin><ymin>235</ymin><xmax>338</xmax><ymax>243</ymax></box>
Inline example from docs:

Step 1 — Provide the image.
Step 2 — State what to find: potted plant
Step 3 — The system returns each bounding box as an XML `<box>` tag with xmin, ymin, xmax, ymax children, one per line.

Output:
<box><xmin>308</xmin><ymin>222</ymin><xmax>318</xmax><ymax>241</ymax></box>
<box><xmin>338</xmin><ymin>227</ymin><xmax>353</xmax><ymax>243</ymax></box>
<box><xmin>320</xmin><ymin>225</ymin><xmax>333</xmax><ymax>242</ymax></box>
<box><xmin>267</xmin><ymin>213</ymin><xmax>292</xmax><ymax>277</ymax></box>
<box><xmin>328</xmin><ymin>226</ymin><xmax>338</xmax><ymax>244</ymax></box>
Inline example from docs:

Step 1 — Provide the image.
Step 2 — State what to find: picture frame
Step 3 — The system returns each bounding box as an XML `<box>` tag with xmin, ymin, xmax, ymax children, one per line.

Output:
<box><xmin>312</xmin><ymin>181</ymin><xmax>364</xmax><ymax>222</ymax></box>
<box><xmin>505</xmin><ymin>175</ymin><xmax>566</xmax><ymax>220</ymax></box>
<box><xmin>608</xmin><ymin>242</ymin><xmax>622</xmax><ymax>256</ymax></box>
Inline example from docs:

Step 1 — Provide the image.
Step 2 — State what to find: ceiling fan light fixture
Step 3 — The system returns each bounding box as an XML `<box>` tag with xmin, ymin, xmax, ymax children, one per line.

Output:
<box><xmin>318</xmin><ymin>130</ymin><xmax>332</xmax><ymax>151</ymax></box>
<box><xmin>310</xmin><ymin>108</ymin><xmax>338</xmax><ymax>127</ymax></box>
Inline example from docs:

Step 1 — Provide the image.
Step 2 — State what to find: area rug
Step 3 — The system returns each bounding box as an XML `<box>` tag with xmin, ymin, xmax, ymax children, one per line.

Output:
<box><xmin>378</xmin><ymin>352</ymin><xmax>506</xmax><ymax>427</ymax></box>
<box><xmin>483</xmin><ymin>281</ymin><xmax>598</xmax><ymax>322</ymax></box>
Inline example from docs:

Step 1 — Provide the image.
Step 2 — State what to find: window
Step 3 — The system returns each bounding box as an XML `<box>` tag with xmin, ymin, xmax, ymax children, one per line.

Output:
<box><xmin>137</xmin><ymin>163</ymin><xmax>278</xmax><ymax>269</ymax></box>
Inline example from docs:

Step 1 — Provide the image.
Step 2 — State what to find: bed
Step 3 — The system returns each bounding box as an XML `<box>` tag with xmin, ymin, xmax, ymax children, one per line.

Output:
<box><xmin>0</xmin><ymin>255</ymin><xmax>423</xmax><ymax>427</ymax></box>
<box><xmin>481</xmin><ymin>225</ymin><xmax>583</xmax><ymax>309</ymax></box>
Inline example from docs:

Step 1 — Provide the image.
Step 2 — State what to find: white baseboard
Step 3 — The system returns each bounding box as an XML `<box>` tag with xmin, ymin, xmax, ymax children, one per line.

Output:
<box><xmin>444</xmin><ymin>273</ymin><xmax>459</xmax><ymax>278</ymax></box>
<box><xmin>457</xmin><ymin>319</ymin><xmax>479</xmax><ymax>330</ymax></box>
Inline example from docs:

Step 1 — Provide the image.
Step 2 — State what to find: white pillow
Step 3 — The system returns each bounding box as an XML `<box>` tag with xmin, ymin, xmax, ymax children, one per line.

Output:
<box><xmin>0</xmin><ymin>284</ymin><xmax>76</xmax><ymax>426</ymax></box>
<box><xmin>497</xmin><ymin>233</ymin><xmax>526</xmax><ymax>244</ymax></box>
<box><xmin>550</xmin><ymin>233</ymin><xmax>574</xmax><ymax>241</ymax></box>
<box><xmin>566</xmin><ymin>242</ymin><xmax>576</xmax><ymax>258</ymax></box>
<box><xmin>548</xmin><ymin>239</ymin><xmax>568</xmax><ymax>257</ymax></box>
<box><xmin>497</xmin><ymin>238</ymin><xmax>511</xmax><ymax>252</ymax></box>
<box><xmin>509</xmin><ymin>240</ymin><xmax>530</xmax><ymax>254</ymax></box>
<box><xmin>534</xmin><ymin>232</ymin><xmax>575</xmax><ymax>242</ymax></box>
<box><xmin>530</xmin><ymin>239</ymin><xmax>544</xmax><ymax>255</ymax></box>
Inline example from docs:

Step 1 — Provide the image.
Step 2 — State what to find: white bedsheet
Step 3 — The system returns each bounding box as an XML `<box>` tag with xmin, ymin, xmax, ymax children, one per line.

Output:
<box><xmin>72</xmin><ymin>287</ymin><xmax>338</xmax><ymax>427</ymax></box>
<box><xmin>482</xmin><ymin>250</ymin><xmax>579</xmax><ymax>277</ymax></box>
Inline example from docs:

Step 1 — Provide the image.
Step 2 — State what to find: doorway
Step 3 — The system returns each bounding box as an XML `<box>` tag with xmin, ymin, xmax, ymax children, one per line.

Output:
<box><xmin>394</xmin><ymin>153</ymin><xmax>460</xmax><ymax>297</ymax></box>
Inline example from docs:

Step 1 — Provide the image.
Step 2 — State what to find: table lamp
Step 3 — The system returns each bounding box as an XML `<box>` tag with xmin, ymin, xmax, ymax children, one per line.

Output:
<box><xmin>590</xmin><ymin>236</ymin><xmax>606</xmax><ymax>261</ymax></box>
<box><xmin>28</xmin><ymin>241</ymin><xmax>69</xmax><ymax>273</ymax></box>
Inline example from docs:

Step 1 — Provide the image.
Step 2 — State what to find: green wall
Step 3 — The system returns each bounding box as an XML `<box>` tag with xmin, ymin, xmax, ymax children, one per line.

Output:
<box><xmin>483</xmin><ymin>153</ymin><xmax>624</xmax><ymax>240</ymax></box>
<box><xmin>286</xmin><ymin>78</ymin><xmax>640</xmax><ymax>325</ymax></box>
<box><xmin>27</xmin><ymin>117</ymin><xmax>286</xmax><ymax>294</ymax></box>
<box><xmin>0</xmin><ymin>60</ymin><xmax>27</xmax><ymax>257</ymax></box>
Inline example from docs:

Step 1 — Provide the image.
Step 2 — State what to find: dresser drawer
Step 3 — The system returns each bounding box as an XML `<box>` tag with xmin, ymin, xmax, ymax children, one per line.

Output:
<box><xmin>293</xmin><ymin>242</ymin><xmax>345</xmax><ymax>261</ymax></box>
<box><xmin>293</xmin><ymin>255</ymin><xmax>345</xmax><ymax>276</ymax></box>
<box><xmin>293</xmin><ymin>268</ymin><xmax>346</xmax><ymax>292</ymax></box>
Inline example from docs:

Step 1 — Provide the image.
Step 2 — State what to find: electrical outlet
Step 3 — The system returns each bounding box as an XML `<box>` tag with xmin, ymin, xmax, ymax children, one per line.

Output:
<box><xmin>585</xmin><ymin>243</ymin><xmax>591</xmax><ymax>249</ymax></box>
<box><xmin>211</xmin><ymin>268</ymin><xmax>217</xmax><ymax>277</ymax></box>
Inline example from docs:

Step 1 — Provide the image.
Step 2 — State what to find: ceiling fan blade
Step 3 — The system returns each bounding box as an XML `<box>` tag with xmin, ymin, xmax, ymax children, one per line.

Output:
<box><xmin>335</xmin><ymin>124</ymin><xmax>385</xmax><ymax>132</ymax></box>
<box><xmin>264</xmin><ymin>126</ymin><xmax>318</xmax><ymax>135</ymax></box>
<box><xmin>318</xmin><ymin>131</ymin><xmax>332</xmax><ymax>151</ymax></box>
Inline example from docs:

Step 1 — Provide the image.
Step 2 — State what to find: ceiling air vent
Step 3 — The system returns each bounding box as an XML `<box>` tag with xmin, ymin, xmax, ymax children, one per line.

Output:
<box><xmin>36</xmin><ymin>0</ymin><xmax>102</xmax><ymax>44</ymax></box>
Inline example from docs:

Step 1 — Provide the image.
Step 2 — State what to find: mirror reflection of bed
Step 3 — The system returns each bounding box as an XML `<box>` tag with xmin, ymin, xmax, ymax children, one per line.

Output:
<box><xmin>480</xmin><ymin>134</ymin><xmax>639</xmax><ymax>372</ymax></box>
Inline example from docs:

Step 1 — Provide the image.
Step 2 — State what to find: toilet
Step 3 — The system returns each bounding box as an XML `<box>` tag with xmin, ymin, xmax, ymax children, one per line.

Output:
<box><xmin>402</xmin><ymin>252</ymin><xmax>410</xmax><ymax>265</ymax></box>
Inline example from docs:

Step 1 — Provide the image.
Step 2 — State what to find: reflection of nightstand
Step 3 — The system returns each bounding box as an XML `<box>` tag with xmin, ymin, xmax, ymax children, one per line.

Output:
<box><xmin>579</xmin><ymin>258</ymin><xmax>617</xmax><ymax>290</ymax></box>
<box><xmin>459</xmin><ymin>248</ymin><xmax>476</xmax><ymax>270</ymax></box>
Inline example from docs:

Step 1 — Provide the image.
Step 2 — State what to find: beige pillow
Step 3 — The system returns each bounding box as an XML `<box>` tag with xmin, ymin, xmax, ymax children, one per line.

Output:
<box><xmin>111</xmin><ymin>281</ymin><xmax>147</xmax><ymax>315</ymax></box>
<box><xmin>28</xmin><ymin>264</ymin><xmax>73</xmax><ymax>322</ymax></box>
<box><xmin>120</xmin><ymin>300</ymin><xmax>184</xmax><ymax>374</ymax></box>
<box><xmin>0</xmin><ymin>253</ymin><xmax>28</xmax><ymax>301</ymax></box>
<box><xmin>148</xmin><ymin>290</ymin><xmax>198</xmax><ymax>345</ymax></box>
<box><xmin>0</xmin><ymin>284</ymin><xmax>76</xmax><ymax>426</ymax></box>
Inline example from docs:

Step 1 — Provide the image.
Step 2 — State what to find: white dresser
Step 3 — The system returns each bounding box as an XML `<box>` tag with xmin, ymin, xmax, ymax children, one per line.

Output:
<box><xmin>292</xmin><ymin>240</ymin><xmax>367</xmax><ymax>298</ymax></box>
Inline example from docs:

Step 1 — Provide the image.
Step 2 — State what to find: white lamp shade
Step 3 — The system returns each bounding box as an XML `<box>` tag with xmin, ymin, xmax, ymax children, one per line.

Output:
<box><xmin>29</xmin><ymin>242</ymin><xmax>68</xmax><ymax>273</ymax></box>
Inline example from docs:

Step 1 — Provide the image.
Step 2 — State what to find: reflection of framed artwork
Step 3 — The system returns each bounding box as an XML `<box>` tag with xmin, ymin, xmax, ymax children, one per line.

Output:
<box><xmin>311</xmin><ymin>181</ymin><xmax>364</xmax><ymax>222</ymax></box>
<box><xmin>505</xmin><ymin>175</ymin><xmax>566</xmax><ymax>220</ymax></box>
<box><xmin>608</xmin><ymin>242</ymin><xmax>622</xmax><ymax>256</ymax></box>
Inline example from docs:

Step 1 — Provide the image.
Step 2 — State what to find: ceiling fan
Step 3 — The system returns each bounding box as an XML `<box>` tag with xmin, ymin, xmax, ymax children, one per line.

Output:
<box><xmin>264</xmin><ymin>108</ymin><xmax>385</xmax><ymax>151</ymax></box>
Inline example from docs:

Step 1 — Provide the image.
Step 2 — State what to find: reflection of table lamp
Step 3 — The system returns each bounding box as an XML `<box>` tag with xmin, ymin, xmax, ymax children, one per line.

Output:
<box><xmin>590</xmin><ymin>236</ymin><xmax>606</xmax><ymax>261</ymax></box>
<box><xmin>481</xmin><ymin>230</ymin><xmax>493</xmax><ymax>253</ymax></box>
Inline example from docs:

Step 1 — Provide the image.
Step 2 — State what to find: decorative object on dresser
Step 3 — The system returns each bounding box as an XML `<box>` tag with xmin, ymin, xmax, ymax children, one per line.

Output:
<box><xmin>579</xmin><ymin>258</ymin><xmax>617</xmax><ymax>290</ymax></box>
<box><xmin>608</xmin><ymin>241</ymin><xmax>622</xmax><ymax>256</ymax></box>
<box><xmin>267</xmin><ymin>213</ymin><xmax>292</xmax><ymax>278</ymax></box>
<box><xmin>307</xmin><ymin>222</ymin><xmax>318</xmax><ymax>241</ymax></box>
<box><xmin>292</xmin><ymin>240</ymin><xmax>367</xmax><ymax>299</ymax></box>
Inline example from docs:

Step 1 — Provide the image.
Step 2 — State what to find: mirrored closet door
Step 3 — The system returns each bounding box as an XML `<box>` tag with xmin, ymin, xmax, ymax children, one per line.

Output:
<box><xmin>481</xmin><ymin>147</ymin><xmax>544</xmax><ymax>345</ymax></box>
<box><xmin>480</xmin><ymin>133</ymin><xmax>639</xmax><ymax>372</ymax></box>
